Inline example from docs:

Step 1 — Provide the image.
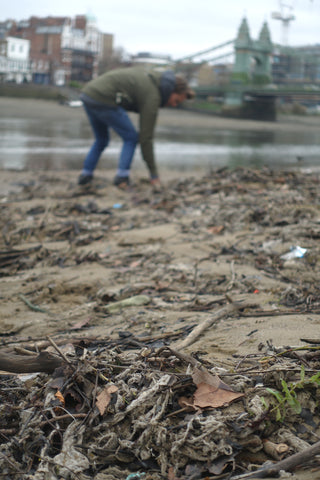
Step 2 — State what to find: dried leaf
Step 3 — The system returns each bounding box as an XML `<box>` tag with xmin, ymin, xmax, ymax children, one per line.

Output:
<box><xmin>70</xmin><ymin>318</ymin><xmax>91</xmax><ymax>330</ymax></box>
<box><xmin>193</xmin><ymin>382</ymin><xmax>244</xmax><ymax>408</ymax></box>
<box><xmin>192</xmin><ymin>367</ymin><xmax>234</xmax><ymax>392</ymax></box>
<box><xmin>192</xmin><ymin>367</ymin><xmax>244</xmax><ymax>408</ymax></box>
<box><xmin>207</xmin><ymin>225</ymin><xmax>224</xmax><ymax>234</ymax></box>
<box><xmin>55</xmin><ymin>389</ymin><xmax>65</xmax><ymax>406</ymax></box>
<box><xmin>96</xmin><ymin>385</ymin><xmax>118</xmax><ymax>415</ymax></box>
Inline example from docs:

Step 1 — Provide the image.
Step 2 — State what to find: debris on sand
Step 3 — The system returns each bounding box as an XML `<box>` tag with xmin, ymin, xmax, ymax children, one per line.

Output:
<box><xmin>1</xmin><ymin>340</ymin><xmax>320</xmax><ymax>479</ymax></box>
<box><xmin>1</xmin><ymin>167</ymin><xmax>320</xmax><ymax>478</ymax></box>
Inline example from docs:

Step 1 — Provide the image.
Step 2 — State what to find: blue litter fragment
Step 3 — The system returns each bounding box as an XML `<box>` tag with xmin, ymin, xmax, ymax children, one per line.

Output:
<box><xmin>113</xmin><ymin>203</ymin><xmax>123</xmax><ymax>209</ymax></box>
<box><xmin>125</xmin><ymin>474</ymin><xmax>146</xmax><ymax>480</ymax></box>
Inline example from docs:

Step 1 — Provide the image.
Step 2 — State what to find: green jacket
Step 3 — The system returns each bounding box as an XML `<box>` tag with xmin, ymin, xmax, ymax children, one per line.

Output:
<box><xmin>82</xmin><ymin>67</ymin><xmax>167</xmax><ymax>177</ymax></box>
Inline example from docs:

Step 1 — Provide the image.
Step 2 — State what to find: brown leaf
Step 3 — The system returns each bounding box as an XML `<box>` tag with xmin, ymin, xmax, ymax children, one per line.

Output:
<box><xmin>192</xmin><ymin>367</ymin><xmax>244</xmax><ymax>408</ymax></box>
<box><xmin>96</xmin><ymin>385</ymin><xmax>118</xmax><ymax>415</ymax></box>
<box><xmin>70</xmin><ymin>318</ymin><xmax>91</xmax><ymax>330</ymax></box>
<box><xmin>193</xmin><ymin>382</ymin><xmax>243</xmax><ymax>408</ymax></box>
<box><xmin>192</xmin><ymin>367</ymin><xmax>234</xmax><ymax>392</ymax></box>
<box><xmin>54</xmin><ymin>389</ymin><xmax>65</xmax><ymax>406</ymax></box>
<box><xmin>207</xmin><ymin>225</ymin><xmax>224</xmax><ymax>235</ymax></box>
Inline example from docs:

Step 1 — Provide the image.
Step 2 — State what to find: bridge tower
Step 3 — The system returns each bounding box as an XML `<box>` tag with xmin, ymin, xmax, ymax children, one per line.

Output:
<box><xmin>232</xmin><ymin>18</ymin><xmax>273</xmax><ymax>85</ymax></box>
<box><xmin>232</xmin><ymin>17</ymin><xmax>252</xmax><ymax>84</ymax></box>
<box><xmin>253</xmin><ymin>22</ymin><xmax>273</xmax><ymax>84</ymax></box>
<box><xmin>225</xmin><ymin>18</ymin><xmax>275</xmax><ymax>119</ymax></box>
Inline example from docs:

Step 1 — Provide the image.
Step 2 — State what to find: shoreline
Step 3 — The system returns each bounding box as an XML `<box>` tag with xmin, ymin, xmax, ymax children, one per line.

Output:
<box><xmin>1</xmin><ymin>96</ymin><xmax>320</xmax><ymax>194</ymax></box>
<box><xmin>1</xmin><ymin>96</ymin><xmax>320</xmax><ymax>133</ymax></box>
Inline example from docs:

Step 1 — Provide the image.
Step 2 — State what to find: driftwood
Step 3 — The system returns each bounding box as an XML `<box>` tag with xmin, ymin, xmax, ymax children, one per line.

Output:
<box><xmin>0</xmin><ymin>351</ymin><xmax>64</xmax><ymax>373</ymax></box>
<box><xmin>175</xmin><ymin>303</ymin><xmax>237</xmax><ymax>349</ymax></box>
<box><xmin>232</xmin><ymin>439</ymin><xmax>320</xmax><ymax>479</ymax></box>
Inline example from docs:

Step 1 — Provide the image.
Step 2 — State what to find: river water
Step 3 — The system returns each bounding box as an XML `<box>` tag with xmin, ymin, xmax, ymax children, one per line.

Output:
<box><xmin>1</xmin><ymin>98</ymin><xmax>320</xmax><ymax>173</ymax></box>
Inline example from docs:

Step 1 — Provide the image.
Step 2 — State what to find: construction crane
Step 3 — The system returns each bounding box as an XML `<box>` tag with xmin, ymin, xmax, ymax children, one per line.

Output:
<box><xmin>272</xmin><ymin>1</ymin><xmax>295</xmax><ymax>46</ymax></box>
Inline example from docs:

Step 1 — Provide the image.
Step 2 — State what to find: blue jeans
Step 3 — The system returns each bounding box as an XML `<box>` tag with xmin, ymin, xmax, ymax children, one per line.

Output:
<box><xmin>82</xmin><ymin>103</ymin><xmax>139</xmax><ymax>177</ymax></box>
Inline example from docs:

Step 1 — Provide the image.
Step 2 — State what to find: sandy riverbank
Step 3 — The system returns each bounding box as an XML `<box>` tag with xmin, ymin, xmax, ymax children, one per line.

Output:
<box><xmin>1</xmin><ymin>97</ymin><xmax>320</xmax><ymax>357</ymax></box>
<box><xmin>1</xmin><ymin>166</ymin><xmax>320</xmax><ymax>357</ymax></box>
<box><xmin>1</xmin><ymin>97</ymin><xmax>320</xmax><ymax>479</ymax></box>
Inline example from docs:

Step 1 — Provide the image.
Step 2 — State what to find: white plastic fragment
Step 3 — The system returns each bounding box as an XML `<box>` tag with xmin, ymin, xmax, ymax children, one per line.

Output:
<box><xmin>281</xmin><ymin>246</ymin><xmax>307</xmax><ymax>260</ymax></box>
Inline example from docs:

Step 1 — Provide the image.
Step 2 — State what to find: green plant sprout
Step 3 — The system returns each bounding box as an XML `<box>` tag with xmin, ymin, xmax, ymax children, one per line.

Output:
<box><xmin>262</xmin><ymin>367</ymin><xmax>320</xmax><ymax>422</ymax></box>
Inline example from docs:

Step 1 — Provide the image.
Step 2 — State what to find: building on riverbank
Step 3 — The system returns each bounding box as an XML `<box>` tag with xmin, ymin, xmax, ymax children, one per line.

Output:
<box><xmin>272</xmin><ymin>44</ymin><xmax>320</xmax><ymax>85</ymax></box>
<box><xmin>0</xmin><ymin>15</ymin><xmax>114</xmax><ymax>86</ymax></box>
<box><xmin>0</xmin><ymin>35</ymin><xmax>31</xmax><ymax>83</ymax></box>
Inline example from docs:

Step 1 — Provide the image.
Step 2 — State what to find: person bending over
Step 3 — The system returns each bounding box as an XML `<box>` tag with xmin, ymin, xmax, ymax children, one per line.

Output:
<box><xmin>78</xmin><ymin>66</ymin><xmax>194</xmax><ymax>187</ymax></box>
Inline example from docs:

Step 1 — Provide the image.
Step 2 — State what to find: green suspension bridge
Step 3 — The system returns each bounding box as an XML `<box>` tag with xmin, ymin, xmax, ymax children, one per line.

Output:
<box><xmin>174</xmin><ymin>18</ymin><xmax>320</xmax><ymax>120</ymax></box>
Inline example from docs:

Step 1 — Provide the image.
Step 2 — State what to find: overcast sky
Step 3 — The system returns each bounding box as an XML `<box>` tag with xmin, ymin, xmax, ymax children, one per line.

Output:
<box><xmin>2</xmin><ymin>0</ymin><xmax>319</xmax><ymax>59</ymax></box>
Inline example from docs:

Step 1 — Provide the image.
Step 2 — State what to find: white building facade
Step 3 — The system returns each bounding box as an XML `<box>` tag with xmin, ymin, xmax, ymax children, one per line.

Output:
<box><xmin>0</xmin><ymin>36</ymin><xmax>31</xmax><ymax>83</ymax></box>
<box><xmin>61</xmin><ymin>15</ymin><xmax>102</xmax><ymax>54</ymax></box>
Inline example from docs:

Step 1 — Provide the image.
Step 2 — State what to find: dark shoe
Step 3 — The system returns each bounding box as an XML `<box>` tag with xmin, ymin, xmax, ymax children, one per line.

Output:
<box><xmin>113</xmin><ymin>175</ymin><xmax>130</xmax><ymax>187</ymax></box>
<box><xmin>78</xmin><ymin>173</ymin><xmax>93</xmax><ymax>185</ymax></box>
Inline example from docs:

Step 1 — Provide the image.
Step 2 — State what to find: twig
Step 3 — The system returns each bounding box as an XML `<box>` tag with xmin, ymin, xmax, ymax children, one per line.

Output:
<box><xmin>0</xmin><ymin>451</ymin><xmax>25</xmax><ymax>475</ymax></box>
<box><xmin>226</xmin><ymin>259</ymin><xmax>236</xmax><ymax>290</ymax></box>
<box><xmin>175</xmin><ymin>301</ymin><xmax>239</xmax><ymax>350</ymax></box>
<box><xmin>230</xmin><ymin>439</ymin><xmax>320</xmax><ymax>479</ymax></box>
<box><xmin>301</xmin><ymin>337</ymin><xmax>320</xmax><ymax>344</ymax></box>
<box><xmin>39</xmin><ymin>413</ymin><xmax>87</xmax><ymax>427</ymax></box>
<box><xmin>18</xmin><ymin>293</ymin><xmax>48</xmax><ymax>314</ymax></box>
<box><xmin>46</xmin><ymin>336</ymin><xmax>76</xmax><ymax>371</ymax></box>
<box><xmin>92</xmin><ymin>369</ymin><xmax>99</xmax><ymax>411</ymax></box>
<box><xmin>14</xmin><ymin>346</ymin><xmax>39</xmax><ymax>356</ymax></box>
<box><xmin>161</xmin><ymin>346</ymin><xmax>201</xmax><ymax>368</ymax></box>
<box><xmin>0</xmin><ymin>335</ymin><xmax>98</xmax><ymax>349</ymax></box>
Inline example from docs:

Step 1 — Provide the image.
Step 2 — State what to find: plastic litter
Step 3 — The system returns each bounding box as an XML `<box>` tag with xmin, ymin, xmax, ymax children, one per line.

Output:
<box><xmin>281</xmin><ymin>246</ymin><xmax>307</xmax><ymax>260</ymax></box>
<box><xmin>125</xmin><ymin>474</ymin><xmax>146</xmax><ymax>480</ymax></box>
<box><xmin>105</xmin><ymin>294</ymin><xmax>151</xmax><ymax>313</ymax></box>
